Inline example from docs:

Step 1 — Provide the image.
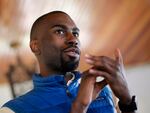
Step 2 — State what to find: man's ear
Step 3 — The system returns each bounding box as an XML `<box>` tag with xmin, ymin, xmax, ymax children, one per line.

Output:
<box><xmin>30</xmin><ymin>40</ymin><xmax>41</xmax><ymax>55</ymax></box>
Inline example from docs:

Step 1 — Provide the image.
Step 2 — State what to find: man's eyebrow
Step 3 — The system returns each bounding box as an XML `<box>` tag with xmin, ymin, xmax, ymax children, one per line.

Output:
<box><xmin>72</xmin><ymin>27</ymin><xmax>80</xmax><ymax>32</ymax></box>
<box><xmin>51</xmin><ymin>24</ymin><xmax>80</xmax><ymax>32</ymax></box>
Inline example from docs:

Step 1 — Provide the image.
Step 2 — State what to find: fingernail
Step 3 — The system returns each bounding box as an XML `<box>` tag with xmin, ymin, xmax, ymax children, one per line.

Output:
<box><xmin>85</xmin><ymin>54</ymin><xmax>91</xmax><ymax>58</ymax></box>
<box><xmin>89</xmin><ymin>69</ymin><xmax>96</xmax><ymax>73</ymax></box>
<box><xmin>85</xmin><ymin>59</ymin><xmax>94</xmax><ymax>64</ymax></box>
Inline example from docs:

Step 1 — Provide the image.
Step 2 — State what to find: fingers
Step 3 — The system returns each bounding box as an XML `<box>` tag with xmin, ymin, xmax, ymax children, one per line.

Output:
<box><xmin>85</xmin><ymin>49</ymin><xmax>125</xmax><ymax>81</ymax></box>
<box><xmin>85</xmin><ymin>54</ymin><xmax>116</xmax><ymax>68</ymax></box>
<box><xmin>85</xmin><ymin>54</ymin><xmax>117</xmax><ymax>73</ymax></box>
<box><xmin>92</xmin><ymin>79</ymin><xmax>108</xmax><ymax>100</ymax></box>
<box><xmin>95</xmin><ymin>79</ymin><xmax>107</xmax><ymax>90</ymax></box>
<box><xmin>84</xmin><ymin>50</ymin><xmax>131</xmax><ymax>102</ymax></box>
<box><xmin>89</xmin><ymin>69</ymin><xmax>110</xmax><ymax>79</ymax></box>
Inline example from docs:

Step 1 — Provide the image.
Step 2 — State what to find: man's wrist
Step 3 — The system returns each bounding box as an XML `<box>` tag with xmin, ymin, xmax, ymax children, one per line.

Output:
<box><xmin>118</xmin><ymin>95</ymin><xmax>137</xmax><ymax>112</ymax></box>
<box><xmin>118</xmin><ymin>92</ymin><xmax>132</xmax><ymax>105</ymax></box>
<box><xmin>71</xmin><ymin>100</ymin><xmax>89</xmax><ymax>113</ymax></box>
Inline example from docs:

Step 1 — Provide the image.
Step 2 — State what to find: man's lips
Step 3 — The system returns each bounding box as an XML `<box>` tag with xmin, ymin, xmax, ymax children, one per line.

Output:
<box><xmin>64</xmin><ymin>47</ymin><xmax>80</xmax><ymax>54</ymax></box>
<box><xmin>63</xmin><ymin>47</ymin><xmax>80</xmax><ymax>58</ymax></box>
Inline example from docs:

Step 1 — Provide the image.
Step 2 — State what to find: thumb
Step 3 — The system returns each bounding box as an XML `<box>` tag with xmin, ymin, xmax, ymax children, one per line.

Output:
<box><xmin>93</xmin><ymin>79</ymin><xmax>107</xmax><ymax>100</ymax></box>
<box><xmin>115</xmin><ymin>48</ymin><xmax>123</xmax><ymax>64</ymax></box>
<box><xmin>95</xmin><ymin>79</ymin><xmax>107</xmax><ymax>91</ymax></box>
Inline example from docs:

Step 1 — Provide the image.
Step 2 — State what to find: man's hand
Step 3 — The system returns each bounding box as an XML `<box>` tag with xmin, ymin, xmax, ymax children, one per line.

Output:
<box><xmin>85</xmin><ymin>49</ymin><xmax>132</xmax><ymax>105</ymax></box>
<box><xmin>71</xmin><ymin>49</ymin><xmax>135</xmax><ymax>113</ymax></box>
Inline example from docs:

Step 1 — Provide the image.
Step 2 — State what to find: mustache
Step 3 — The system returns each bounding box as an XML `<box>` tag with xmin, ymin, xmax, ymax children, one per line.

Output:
<box><xmin>62</xmin><ymin>45</ymin><xmax>81</xmax><ymax>55</ymax></box>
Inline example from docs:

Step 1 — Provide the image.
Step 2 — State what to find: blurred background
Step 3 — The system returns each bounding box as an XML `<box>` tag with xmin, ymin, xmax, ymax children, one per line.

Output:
<box><xmin>0</xmin><ymin>0</ymin><xmax>150</xmax><ymax>112</ymax></box>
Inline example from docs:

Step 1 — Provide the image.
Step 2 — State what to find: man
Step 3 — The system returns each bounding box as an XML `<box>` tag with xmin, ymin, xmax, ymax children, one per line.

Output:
<box><xmin>0</xmin><ymin>11</ymin><xmax>137</xmax><ymax>113</ymax></box>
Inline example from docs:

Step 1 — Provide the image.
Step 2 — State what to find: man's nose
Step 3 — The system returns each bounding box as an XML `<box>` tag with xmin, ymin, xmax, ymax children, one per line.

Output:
<box><xmin>66</xmin><ymin>33</ymin><xmax>79</xmax><ymax>46</ymax></box>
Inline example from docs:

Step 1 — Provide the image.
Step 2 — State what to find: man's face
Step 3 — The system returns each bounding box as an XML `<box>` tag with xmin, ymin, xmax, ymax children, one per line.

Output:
<box><xmin>39</xmin><ymin>13</ymin><xmax>81</xmax><ymax>73</ymax></box>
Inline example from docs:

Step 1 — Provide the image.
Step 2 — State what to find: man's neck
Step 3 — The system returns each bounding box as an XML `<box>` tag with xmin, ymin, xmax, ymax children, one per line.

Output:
<box><xmin>40</xmin><ymin>69</ymin><xmax>75</xmax><ymax>85</ymax></box>
<box><xmin>40</xmin><ymin>69</ymin><xmax>63</xmax><ymax>77</ymax></box>
<box><xmin>39</xmin><ymin>63</ymin><xmax>64</xmax><ymax>77</ymax></box>
<box><xmin>39</xmin><ymin>63</ymin><xmax>75</xmax><ymax>83</ymax></box>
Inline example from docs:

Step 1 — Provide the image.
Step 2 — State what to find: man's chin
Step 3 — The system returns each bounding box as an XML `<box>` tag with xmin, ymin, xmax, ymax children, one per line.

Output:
<box><xmin>61</xmin><ymin>53</ymin><xmax>80</xmax><ymax>72</ymax></box>
<box><xmin>61</xmin><ymin>61</ymin><xmax>79</xmax><ymax>72</ymax></box>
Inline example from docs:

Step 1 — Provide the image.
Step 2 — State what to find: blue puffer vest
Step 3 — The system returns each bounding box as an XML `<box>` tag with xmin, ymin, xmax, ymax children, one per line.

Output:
<box><xmin>3</xmin><ymin>72</ymin><xmax>116</xmax><ymax>113</ymax></box>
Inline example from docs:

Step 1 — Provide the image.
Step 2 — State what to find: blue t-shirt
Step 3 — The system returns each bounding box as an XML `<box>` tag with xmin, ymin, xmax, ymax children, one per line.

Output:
<box><xmin>3</xmin><ymin>72</ymin><xmax>116</xmax><ymax>113</ymax></box>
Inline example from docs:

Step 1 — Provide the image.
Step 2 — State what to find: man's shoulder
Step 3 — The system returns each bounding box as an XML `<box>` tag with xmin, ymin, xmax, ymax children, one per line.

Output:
<box><xmin>2</xmin><ymin>86</ymin><xmax>71</xmax><ymax>113</ymax></box>
<box><xmin>2</xmin><ymin>90</ymin><xmax>39</xmax><ymax>113</ymax></box>
<box><xmin>3</xmin><ymin>91</ymin><xmax>31</xmax><ymax>107</ymax></box>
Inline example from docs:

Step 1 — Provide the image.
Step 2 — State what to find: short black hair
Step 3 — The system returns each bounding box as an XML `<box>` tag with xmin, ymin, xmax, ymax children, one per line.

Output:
<box><xmin>30</xmin><ymin>11</ymin><xmax>68</xmax><ymax>41</ymax></box>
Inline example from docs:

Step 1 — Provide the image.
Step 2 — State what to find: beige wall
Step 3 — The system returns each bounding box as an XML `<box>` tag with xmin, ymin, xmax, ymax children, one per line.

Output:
<box><xmin>0</xmin><ymin>84</ymin><xmax>12</xmax><ymax>107</ymax></box>
<box><xmin>126</xmin><ymin>64</ymin><xmax>150</xmax><ymax>113</ymax></box>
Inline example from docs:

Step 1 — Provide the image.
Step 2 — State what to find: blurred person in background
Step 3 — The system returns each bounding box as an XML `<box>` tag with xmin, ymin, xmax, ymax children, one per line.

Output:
<box><xmin>0</xmin><ymin>11</ymin><xmax>137</xmax><ymax>113</ymax></box>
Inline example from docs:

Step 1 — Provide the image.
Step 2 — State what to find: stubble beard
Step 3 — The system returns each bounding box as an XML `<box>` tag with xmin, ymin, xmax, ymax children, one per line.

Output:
<box><xmin>60</xmin><ymin>54</ymin><xmax>80</xmax><ymax>73</ymax></box>
<box><xmin>45</xmin><ymin>51</ymin><xmax>79</xmax><ymax>74</ymax></box>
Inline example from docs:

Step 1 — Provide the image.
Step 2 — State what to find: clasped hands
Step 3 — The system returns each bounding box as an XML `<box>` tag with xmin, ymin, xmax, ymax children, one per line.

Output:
<box><xmin>71</xmin><ymin>49</ymin><xmax>132</xmax><ymax>113</ymax></box>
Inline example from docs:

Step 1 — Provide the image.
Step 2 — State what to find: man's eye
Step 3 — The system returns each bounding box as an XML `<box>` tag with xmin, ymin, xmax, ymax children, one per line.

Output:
<box><xmin>55</xmin><ymin>29</ymin><xmax>65</xmax><ymax>35</ymax></box>
<box><xmin>73</xmin><ymin>32</ymin><xmax>79</xmax><ymax>38</ymax></box>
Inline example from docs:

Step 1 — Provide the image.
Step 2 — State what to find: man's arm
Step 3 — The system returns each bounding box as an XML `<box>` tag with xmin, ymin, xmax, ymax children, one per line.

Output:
<box><xmin>70</xmin><ymin>70</ymin><xmax>107</xmax><ymax>113</ymax></box>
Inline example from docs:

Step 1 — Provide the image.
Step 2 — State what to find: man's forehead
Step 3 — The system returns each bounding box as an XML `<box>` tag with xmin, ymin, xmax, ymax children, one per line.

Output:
<box><xmin>46</xmin><ymin>13</ymin><xmax>77</xmax><ymax>28</ymax></box>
